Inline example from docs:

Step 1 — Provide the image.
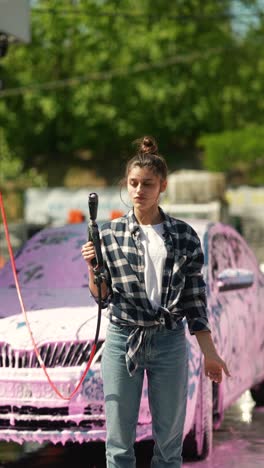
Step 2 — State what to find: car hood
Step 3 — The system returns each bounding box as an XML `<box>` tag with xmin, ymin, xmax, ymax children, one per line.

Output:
<box><xmin>0</xmin><ymin>287</ymin><xmax>108</xmax><ymax>349</ymax></box>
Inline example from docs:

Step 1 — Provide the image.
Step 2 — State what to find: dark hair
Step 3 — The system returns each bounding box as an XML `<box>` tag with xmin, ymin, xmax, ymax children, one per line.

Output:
<box><xmin>125</xmin><ymin>136</ymin><xmax>168</xmax><ymax>181</ymax></box>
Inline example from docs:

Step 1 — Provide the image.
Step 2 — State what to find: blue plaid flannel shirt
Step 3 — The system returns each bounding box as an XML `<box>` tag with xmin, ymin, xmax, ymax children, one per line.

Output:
<box><xmin>96</xmin><ymin>208</ymin><xmax>210</xmax><ymax>376</ymax></box>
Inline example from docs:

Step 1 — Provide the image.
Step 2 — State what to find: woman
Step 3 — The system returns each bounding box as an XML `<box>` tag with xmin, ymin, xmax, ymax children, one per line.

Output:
<box><xmin>81</xmin><ymin>136</ymin><xmax>230</xmax><ymax>468</ymax></box>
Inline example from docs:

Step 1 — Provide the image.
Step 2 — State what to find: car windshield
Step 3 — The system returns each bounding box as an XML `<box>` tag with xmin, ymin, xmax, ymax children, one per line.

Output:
<box><xmin>0</xmin><ymin>222</ymin><xmax>103</xmax><ymax>320</ymax></box>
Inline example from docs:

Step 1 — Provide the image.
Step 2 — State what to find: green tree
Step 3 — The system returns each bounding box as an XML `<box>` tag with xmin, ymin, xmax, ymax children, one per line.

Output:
<box><xmin>199</xmin><ymin>125</ymin><xmax>264</xmax><ymax>185</ymax></box>
<box><xmin>0</xmin><ymin>0</ymin><xmax>263</xmax><ymax>185</ymax></box>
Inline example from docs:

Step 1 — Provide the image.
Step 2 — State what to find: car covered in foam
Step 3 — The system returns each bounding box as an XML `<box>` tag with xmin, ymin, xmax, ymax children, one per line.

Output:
<box><xmin>0</xmin><ymin>219</ymin><xmax>263</xmax><ymax>459</ymax></box>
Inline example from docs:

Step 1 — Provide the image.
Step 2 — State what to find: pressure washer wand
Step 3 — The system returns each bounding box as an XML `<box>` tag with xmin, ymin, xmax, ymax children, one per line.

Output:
<box><xmin>88</xmin><ymin>192</ymin><xmax>104</xmax><ymax>284</ymax></box>
<box><xmin>87</xmin><ymin>192</ymin><xmax>105</xmax><ymax>346</ymax></box>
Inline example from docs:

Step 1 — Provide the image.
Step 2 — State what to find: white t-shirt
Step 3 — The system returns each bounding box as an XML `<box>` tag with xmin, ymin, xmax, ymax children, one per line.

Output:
<box><xmin>139</xmin><ymin>223</ymin><xmax>167</xmax><ymax>310</ymax></box>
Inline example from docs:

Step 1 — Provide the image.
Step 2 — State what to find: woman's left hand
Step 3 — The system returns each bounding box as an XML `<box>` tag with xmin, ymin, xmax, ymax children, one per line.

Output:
<box><xmin>204</xmin><ymin>354</ymin><xmax>231</xmax><ymax>383</ymax></box>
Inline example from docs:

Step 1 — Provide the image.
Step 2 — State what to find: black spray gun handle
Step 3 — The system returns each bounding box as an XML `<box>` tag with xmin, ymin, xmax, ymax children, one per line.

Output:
<box><xmin>88</xmin><ymin>193</ymin><xmax>104</xmax><ymax>272</ymax></box>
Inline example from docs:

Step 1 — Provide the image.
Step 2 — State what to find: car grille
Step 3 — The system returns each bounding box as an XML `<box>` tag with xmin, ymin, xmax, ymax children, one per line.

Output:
<box><xmin>0</xmin><ymin>341</ymin><xmax>103</xmax><ymax>368</ymax></box>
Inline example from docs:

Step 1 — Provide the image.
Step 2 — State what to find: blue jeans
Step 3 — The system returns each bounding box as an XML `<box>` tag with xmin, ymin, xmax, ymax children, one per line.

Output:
<box><xmin>101</xmin><ymin>322</ymin><xmax>188</xmax><ymax>468</ymax></box>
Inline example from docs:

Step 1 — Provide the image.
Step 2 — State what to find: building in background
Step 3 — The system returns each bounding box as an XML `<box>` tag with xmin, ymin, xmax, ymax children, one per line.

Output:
<box><xmin>226</xmin><ymin>186</ymin><xmax>264</xmax><ymax>267</ymax></box>
<box><xmin>161</xmin><ymin>170</ymin><xmax>229</xmax><ymax>223</ymax></box>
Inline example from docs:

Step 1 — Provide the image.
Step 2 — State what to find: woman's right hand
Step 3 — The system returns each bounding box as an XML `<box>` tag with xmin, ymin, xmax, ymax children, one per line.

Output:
<box><xmin>81</xmin><ymin>241</ymin><xmax>96</xmax><ymax>267</ymax></box>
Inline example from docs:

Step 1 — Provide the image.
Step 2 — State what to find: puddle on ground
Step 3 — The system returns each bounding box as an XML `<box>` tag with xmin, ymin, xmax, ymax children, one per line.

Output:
<box><xmin>184</xmin><ymin>391</ymin><xmax>264</xmax><ymax>467</ymax></box>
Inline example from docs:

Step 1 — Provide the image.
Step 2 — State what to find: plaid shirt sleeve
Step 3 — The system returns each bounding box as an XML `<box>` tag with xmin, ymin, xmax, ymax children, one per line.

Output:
<box><xmin>178</xmin><ymin>226</ymin><xmax>211</xmax><ymax>335</ymax></box>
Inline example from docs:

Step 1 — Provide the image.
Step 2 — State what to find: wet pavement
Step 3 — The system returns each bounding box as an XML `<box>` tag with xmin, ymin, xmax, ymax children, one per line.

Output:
<box><xmin>184</xmin><ymin>390</ymin><xmax>264</xmax><ymax>468</ymax></box>
<box><xmin>0</xmin><ymin>391</ymin><xmax>264</xmax><ymax>467</ymax></box>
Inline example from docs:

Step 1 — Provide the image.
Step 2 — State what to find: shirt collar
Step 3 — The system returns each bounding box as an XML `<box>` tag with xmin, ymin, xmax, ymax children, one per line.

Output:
<box><xmin>162</xmin><ymin>208</ymin><xmax>174</xmax><ymax>240</ymax></box>
<box><xmin>127</xmin><ymin>206</ymin><xmax>172</xmax><ymax>236</ymax></box>
<box><xmin>127</xmin><ymin>209</ymin><xmax>140</xmax><ymax>235</ymax></box>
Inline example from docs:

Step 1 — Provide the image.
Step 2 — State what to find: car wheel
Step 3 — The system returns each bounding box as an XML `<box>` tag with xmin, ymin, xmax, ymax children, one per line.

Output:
<box><xmin>250</xmin><ymin>381</ymin><xmax>264</xmax><ymax>406</ymax></box>
<box><xmin>183</xmin><ymin>367</ymin><xmax>213</xmax><ymax>460</ymax></box>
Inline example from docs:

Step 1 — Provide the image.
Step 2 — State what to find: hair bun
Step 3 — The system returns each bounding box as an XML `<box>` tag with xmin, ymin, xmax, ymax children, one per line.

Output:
<box><xmin>139</xmin><ymin>136</ymin><xmax>158</xmax><ymax>155</ymax></box>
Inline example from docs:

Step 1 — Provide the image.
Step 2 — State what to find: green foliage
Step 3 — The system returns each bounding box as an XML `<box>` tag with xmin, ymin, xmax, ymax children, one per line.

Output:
<box><xmin>0</xmin><ymin>129</ymin><xmax>46</xmax><ymax>187</ymax></box>
<box><xmin>199</xmin><ymin>125</ymin><xmax>264</xmax><ymax>185</ymax></box>
<box><xmin>0</xmin><ymin>0</ymin><xmax>264</xmax><ymax>185</ymax></box>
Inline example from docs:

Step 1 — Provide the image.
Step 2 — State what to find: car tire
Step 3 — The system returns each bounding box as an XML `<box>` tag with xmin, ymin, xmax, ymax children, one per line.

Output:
<box><xmin>183</xmin><ymin>367</ymin><xmax>213</xmax><ymax>460</ymax></box>
<box><xmin>250</xmin><ymin>381</ymin><xmax>264</xmax><ymax>406</ymax></box>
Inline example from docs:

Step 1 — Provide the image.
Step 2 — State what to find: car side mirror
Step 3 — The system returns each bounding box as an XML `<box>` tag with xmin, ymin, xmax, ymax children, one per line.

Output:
<box><xmin>217</xmin><ymin>268</ymin><xmax>254</xmax><ymax>292</ymax></box>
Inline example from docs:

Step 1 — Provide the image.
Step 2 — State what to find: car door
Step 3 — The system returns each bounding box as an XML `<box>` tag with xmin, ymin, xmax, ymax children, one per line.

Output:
<box><xmin>208</xmin><ymin>224</ymin><xmax>257</xmax><ymax>408</ymax></box>
<box><xmin>227</xmin><ymin>228</ymin><xmax>262</xmax><ymax>383</ymax></box>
